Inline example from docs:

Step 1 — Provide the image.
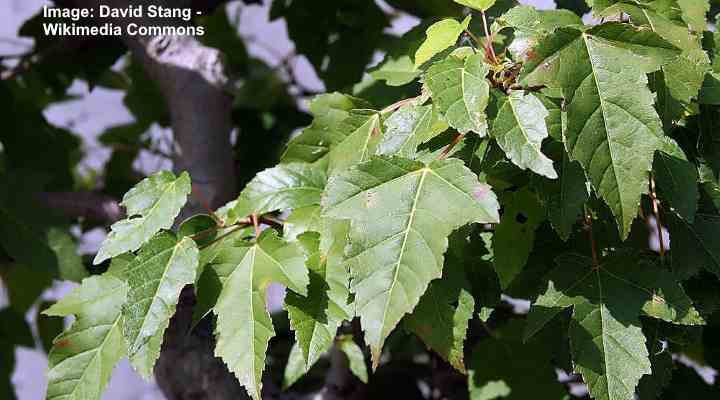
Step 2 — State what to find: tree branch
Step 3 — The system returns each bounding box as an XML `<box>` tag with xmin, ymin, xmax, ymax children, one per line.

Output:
<box><xmin>37</xmin><ymin>192</ymin><xmax>124</xmax><ymax>223</ymax></box>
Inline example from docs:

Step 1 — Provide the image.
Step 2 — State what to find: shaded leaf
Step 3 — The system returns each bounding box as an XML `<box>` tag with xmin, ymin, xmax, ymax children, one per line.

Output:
<box><xmin>404</xmin><ymin>254</ymin><xmax>475</xmax><ymax>372</ymax></box>
<box><xmin>493</xmin><ymin>188</ymin><xmax>545</xmax><ymax>288</ymax></box>
<box><xmin>526</xmin><ymin>251</ymin><xmax>703</xmax><ymax>400</ymax></box>
<box><xmin>285</xmin><ymin>227</ymin><xmax>351</xmax><ymax>368</ymax></box>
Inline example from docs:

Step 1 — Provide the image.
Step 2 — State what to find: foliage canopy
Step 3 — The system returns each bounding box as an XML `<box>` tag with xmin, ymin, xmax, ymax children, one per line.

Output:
<box><xmin>2</xmin><ymin>0</ymin><xmax>720</xmax><ymax>399</ymax></box>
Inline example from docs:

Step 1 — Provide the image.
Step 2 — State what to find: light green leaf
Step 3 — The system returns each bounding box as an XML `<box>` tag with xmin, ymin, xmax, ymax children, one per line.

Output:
<box><xmin>48</xmin><ymin>228</ymin><xmax>87</xmax><ymax>283</ymax></box>
<box><xmin>327</xmin><ymin>110</ymin><xmax>382</xmax><ymax>173</ymax></box>
<box><xmin>44</xmin><ymin>275</ymin><xmax>128</xmax><ymax>400</ymax></box>
<box><xmin>492</xmin><ymin>91</ymin><xmax>557</xmax><ymax>179</ymax></box>
<box><xmin>94</xmin><ymin>171</ymin><xmax>191</xmax><ymax>264</ymax></box>
<box><xmin>520</xmin><ymin>23</ymin><xmax>680</xmax><ymax>238</ymax></box>
<box><xmin>454</xmin><ymin>0</ymin><xmax>496</xmax><ymax>12</ymax></box>
<box><xmin>122</xmin><ymin>232</ymin><xmax>199</xmax><ymax>378</ymax></box>
<box><xmin>526</xmin><ymin>251</ymin><xmax>704</xmax><ymax>400</ymax></box>
<box><xmin>323</xmin><ymin>156</ymin><xmax>499</xmax><ymax>367</ymax></box>
<box><xmin>469</xmin><ymin>380</ymin><xmax>510</xmax><ymax>400</ymax></box>
<box><xmin>404</xmin><ymin>255</ymin><xmax>475</xmax><ymax>372</ymax></box>
<box><xmin>493</xmin><ymin>189</ymin><xmax>545</xmax><ymax>288</ymax></box>
<box><xmin>284</xmin><ymin>205</ymin><xmax>322</xmax><ymax>241</ymax></box>
<box><xmin>377</xmin><ymin>104</ymin><xmax>439</xmax><ymax>158</ymax></box>
<box><xmin>213</xmin><ymin>230</ymin><xmax>309</xmax><ymax>400</ymax></box>
<box><xmin>424</xmin><ymin>53</ymin><xmax>491</xmax><ymax>135</ymax></box>
<box><xmin>282</xmin><ymin>342</ymin><xmax>309</xmax><ymax>389</ymax></box>
<box><xmin>494</xmin><ymin>5</ymin><xmax>582</xmax><ymax>62</ymax></box>
<box><xmin>369</xmin><ymin>24</ymin><xmax>426</xmax><ymax>86</ymax></box>
<box><xmin>677</xmin><ymin>0</ymin><xmax>710</xmax><ymax>33</ymax></box>
<box><xmin>337</xmin><ymin>335</ymin><xmax>369</xmax><ymax>383</ymax></box>
<box><xmin>229</xmin><ymin>163</ymin><xmax>327</xmax><ymax>223</ymax></box>
<box><xmin>415</xmin><ymin>16</ymin><xmax>471</xmax><ymax>68</ymax></box>
<box><xmin>285</xmin><ymin>226</ymin><xmax>351</xmax><ymax>368</ymax></box>
<box><xmin>282</xmin><ymin>93</ymin><xmax>371</xmax><ymax>163</ymax></box>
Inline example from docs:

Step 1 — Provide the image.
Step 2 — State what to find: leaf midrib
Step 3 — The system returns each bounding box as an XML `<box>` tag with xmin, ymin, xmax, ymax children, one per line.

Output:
<box><xmin>582</xmin><ymin>33</ymin><xmax>627</xmax><ymax>227</ymax></box>
<box><xmin>379</xmin><ymin>168</ymin><xmax>429</xmax><ymax>345</ymax></box>
<box><xmin>49</xmin><ymin>314</ymin><xmax>122</xmax><ymax>400</ymax></box>
<box><xmin>128</xmin><ymin>239</ymin><xmax>187</xmax><ymax>354</ymax></box>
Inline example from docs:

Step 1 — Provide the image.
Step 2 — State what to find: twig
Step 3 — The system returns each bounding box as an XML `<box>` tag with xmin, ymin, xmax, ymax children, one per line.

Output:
<box><xmin>199</xmin><ymin>225</ymin><xmax>246</xmax><ymax>250</ymax></box>
<box><xmin>649</xmin><ymin>174</ymin><xmax>666</xmax><ymax>260</ymax></box>
<box><xmin>480</xmin><ymin>11</ymin><xmax>498</xmax><ymax>64</ymax></box>
<box><xmin>191</xmin><ymin>183</ymin><xmax>221</xmax><ymax>223</ymax></box>
<box><xmin>381</xmin><ymin>96</ymin><xmax>418</xmax><ymax>114</ymax></box>
<box><xmin>251</xmin><ymin>213</ymin><xmax>260</xmax><ymax>238</ymax></box>
<box><xmin>464</xmin><ymin>29</ymin><xmax>482</xmax><ymax>49</ymax></box>
<box><xmin>438</xmin><ymin>133</ymin><xmax>465</xmax><ymax>159</ymax></box>
<box><xmin>584</xmin><ymin>209</ymin><xmax>599</xmax><ymax>269</ymax></box>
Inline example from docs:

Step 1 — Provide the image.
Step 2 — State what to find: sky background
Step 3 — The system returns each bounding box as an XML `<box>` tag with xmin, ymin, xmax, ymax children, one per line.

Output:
<box><xmin>0</xmin><ymin>1</ymin><xmax>556</xmax><ymax>399</ymax></box>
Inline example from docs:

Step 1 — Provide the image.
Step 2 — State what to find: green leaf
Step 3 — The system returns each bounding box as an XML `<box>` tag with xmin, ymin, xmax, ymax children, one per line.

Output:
<box><xmin>637</xmin><ymin>319</ymin><xmax>674</xmax><ymax>400</ymax></box>
<box><xmin>493</xmin><ymin>188</ymin><xmax>545</xmax><ymax>288</ymax></box>
<box><xmin>493</xmin><ymin>5</ymin><xmax>582</xmax><ymax>61</ymax></box>
<box><xmin>213</xmin><ymin>230</ymin><xmax>309</xmax><ymax>400</ymax></box>
<box><xmin>282</xmin><ymin>342</ymin><xmax>309</xmax><ymax>389</ymax></box>
<box><xmin>337</xmin><ymin>335</ymin><xmax>369</xmax><ymax>383</ymax></box>
<box><xmin>404</xmin><ymin>254</ymin><xmax>475</xmax><ymax>372</ymax></box>
<box><xmin>327</xmin><ymin>110</ymin><xmax>382</xmax><ymax>173</ymax></box>
<box><xmin>414</xmin><ymin>16</ymin><xmax>471</xmax><ymax>68</ymax></box>
<box><xmin>536</xmin><ymin>152</ymin><xmax>589</xmax><ymax>240</ymax></box>
<box><xmin>94</xmin><ymin>171</ymin><xmax>191</xmax><ymax>264</ymax></box>
<box><xmin>492</xmin><ymin>91</ymin><xmax>557</xmax><ymax>179</ymax></box>
<box><xmin>284</xmin><ymin>205</ymin><xmax>322</xmax><ymax>241</ymax></box>
<box><xmin>282</xmin><ymin>93</ymin><xmax>370</xmax><ymax>163</ymax></box>
<box><xmin>424</xmin><ymin>53</ymin><xmax>491</xmax><ymax>135</ymax></box>
<box><xmin>454</xmin><ymin>0</ymin><xmax>497</xmax><ymax>12</ymax></box>
<box><xmin>677</xmin><ymin>0</ymin><xmax>710</xmax><ymax>33</ymax></box>
<box><xmin>520</xmin><ymin>23</ymin><xmax>680</xmax><ymax>238</ymax></box>
<box><xmin>653</xmin><ymin>153</ymin><xmax>698</xmax><ymax>223</ymax></box>
<box><xmin>323</xmin><ymin>156</ymin><xmax>499</xmax><ymax>366</ymax></box>
<box><xmin>526</xmin><ymin>251</ymin><xmax>703</xmax><ymax>400</ymax></box>
<box><xmin>377</xmin><ymin>104</ymin><xmax>441</xmax><ymax>158</ymax></box>
<box><xmin>285</xmin><ymin>227</ymin><xmax>351</xmax><ymax>368</ymax></box>
<box><xmin>666</xmin><ymin>213</ymin><xmax>720</xmax><ymax>279</ymax></box>
<box><xmin>369</xmin><ymin>24</ymin><xmax>426</xmax><ymax>86</ymax></box>
<box><xmin>122</xmin><ymin>232</ymin><xmax>199</xmax><ymax>378</ymax></box>
<box><xmin>468</xmin><ymin>320</ymin><xmax>566</xmax><ymax>400</ymax></box>
<box><xmin>615</xmin><ymin>3</ymin><xmax>710</xmax><ymax>127</ymax></box>
<box><xmin>48</xmin><ymin>228</ymin><xmax>87</xmax><ymax>282</ymax></box>
<box><xmin>230</xmin><ymin>163</ymin><xmax>327</xmax><ymax>222</ymax></box>
<box><xmin>37</xmin><ymin>301</ymin><xmax>64</xmax><ymax>354</ymax></box>
<box><xmin>44</xmin><ymin>275</ymin><xmax>128</xmax><ymax>400</ymax></box>
<box><xmin>699</xmin><ymin>72</ymin><xmax>720</xmax><ymax>105</ymax></box>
